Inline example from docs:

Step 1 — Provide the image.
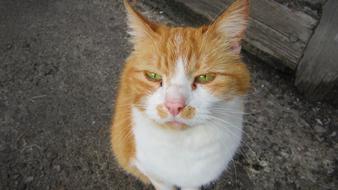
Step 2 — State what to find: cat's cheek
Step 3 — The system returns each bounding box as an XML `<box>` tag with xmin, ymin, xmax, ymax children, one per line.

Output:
<box><xmin>180</xmin><ymin>106</ymin><xmax>196</xmax><ymax>120</ymax></box>
<box><xmin>187</xmin><ymin>87</ymin><xmax>222</xmax><ymax>125</ymax></box>
<box><xmin>156</xmin><ymin>105</ymin><xmax>169</xmax><ymax>119</ymax></box>
<box><xmin>143</xmin><ymin>88</ymin><xmax>167</xmax><ymax>122</ymax></box>
<box><xmin>144</xmin><ymin>101</ymin><xmax>160</xmax><ymax>121</ymax></box>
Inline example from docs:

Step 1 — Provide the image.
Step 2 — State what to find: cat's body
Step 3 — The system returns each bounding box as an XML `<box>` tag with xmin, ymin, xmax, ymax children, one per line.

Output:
<box><xmin>111</xmin><ymin>0</ymin><xmax>250</xmax><ymax>189</ymax></box>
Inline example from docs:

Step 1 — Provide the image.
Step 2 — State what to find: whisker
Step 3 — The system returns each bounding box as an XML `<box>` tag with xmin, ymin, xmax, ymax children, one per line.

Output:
<box><xmin>210</xmin><ymin>108</ymin><xmax>260</xmax><ymax>115</ymax></box>
<box><xmin>202</xmin><ymin>115</ymin><xmax>260</xmax><ymax>162</ymax></box>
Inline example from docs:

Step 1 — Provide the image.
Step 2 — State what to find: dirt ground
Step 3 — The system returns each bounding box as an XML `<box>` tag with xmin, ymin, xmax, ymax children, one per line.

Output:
<box><xmin>0</xmin><ymin>0</ymin><xmax>337</xmax><ymax>190</ymax></box>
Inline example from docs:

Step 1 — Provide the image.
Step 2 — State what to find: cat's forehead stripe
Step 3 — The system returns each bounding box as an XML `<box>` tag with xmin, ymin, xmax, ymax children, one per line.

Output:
<box><xmin>174</xmin><ymin>33</ymin><xmax>183</xmax><ymax>47</ymax></box>
<box><xmin>170</xmin><ymin>57</ymin><xmax>188</xmax><ymax>85</ymax></box>
<box><xmin>174</xmin><ymin>32</ymin><xmax>195</xmax><ymax>73</ymax></box>
<box><xmin>154</xmin><ymin>28</ymin><xmax>206</xmax><ymax>77</ymax></box>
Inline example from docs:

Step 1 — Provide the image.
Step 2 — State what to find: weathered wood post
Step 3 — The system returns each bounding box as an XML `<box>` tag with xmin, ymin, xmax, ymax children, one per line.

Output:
<box><xmin>295</xmin><ymin>0</ymin><xmax>338</xmax><ymax>104</ymax></box>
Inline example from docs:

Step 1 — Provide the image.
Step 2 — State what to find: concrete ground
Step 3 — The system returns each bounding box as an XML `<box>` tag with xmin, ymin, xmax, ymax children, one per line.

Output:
<box><xmin>0</xmin><ymin>0</ymin><xmax>337</xmax><ymax>189</ymax></box>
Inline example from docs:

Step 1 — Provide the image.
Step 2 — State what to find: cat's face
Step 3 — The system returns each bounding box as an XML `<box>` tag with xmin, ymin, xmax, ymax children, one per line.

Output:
<box><xmin>123</xmin><ymin>0</ymin><xmax>250</xmax><ymax>128</ymax></box>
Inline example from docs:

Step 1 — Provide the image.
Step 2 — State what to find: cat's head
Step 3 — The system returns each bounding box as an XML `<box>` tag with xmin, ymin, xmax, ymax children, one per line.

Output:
<box><xmin>123</xmin><ymin>0</ymin><xmax>250</xmax><ymax>128</ymax></box>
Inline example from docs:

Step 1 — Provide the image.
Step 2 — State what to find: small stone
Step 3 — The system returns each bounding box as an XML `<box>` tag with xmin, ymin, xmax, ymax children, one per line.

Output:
<box><xmin>6</xmin><ymin>43</ymin><xmax>13</xmax><ymax>50</ymax></box>
<box><xmin>53</xmin><ymin>165</ymin><xmax>61</xmax><ymax>172</ymax></box>
<box><xmin>264</xmin><ymin>167</ymin><xmax>271</xmax><ymax>173</ymax></box>
<box><xmin>259</xmin><ymin>160</ymin><xmax>268</xmax><ymax>167</ymax></box>
<box><xmin>330</xmin><ymin>131</ymin><xmax>336</xmax><ymax>137</ymax></box>
<box><xmin>315</xmin><ymin>118</ymin><xmax>323</xmax><ymax>125</ymax></box>
<box><xmin>315</xmin><ymin>135</ymin><xmax>324</xmax><ymax>142</ymax></box>
<box><xmin>280</xmin><ymin>151</ymin><xmax>289</xmax><ymax>158</ymax></box>
<box><xmin>13</xmin><ymin>174</ymin><xmax>20</xmax><ymax>179</ymax></box>
<box><xmin>314</xmin><ymin>125</ymin><xmax>326</xmax><ymax>133</ymax></box>
<box><xmin>25</xmin><ymin>176</ymin><xmax>34</xmax><ymax>183</ymax></box>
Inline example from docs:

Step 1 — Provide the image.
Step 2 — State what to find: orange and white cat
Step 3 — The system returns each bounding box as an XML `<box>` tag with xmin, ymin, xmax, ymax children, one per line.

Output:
<box><xmin>111</xmin><ymin>0</ymin><xmax>250</xmax><ymax>189</ymax></box>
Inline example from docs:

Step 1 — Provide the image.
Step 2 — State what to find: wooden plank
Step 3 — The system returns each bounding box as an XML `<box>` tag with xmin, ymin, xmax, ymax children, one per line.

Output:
<box><xmin>181</xmin><ymin>0</ymin><xmax>316</xmax><ymax>42</ymax></box>
<box><xmin>276</xmin><ymin>0</ymin><xmax>328</xmax><ymax>19</ymax></box>
<box><xmin>145</xmin><ymin>0</ymin><xmax>318</xmax><ymax>70</ymax></box>
<box><xmin>295</xmin><ymin>0</ymin><xmax>338</xmax><ymax>103</ymax></box>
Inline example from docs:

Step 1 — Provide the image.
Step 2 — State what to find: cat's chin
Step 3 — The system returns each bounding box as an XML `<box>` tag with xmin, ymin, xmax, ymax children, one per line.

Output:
<box><xmin>155</xmin><ymin>120</ymin><xmax>190</xmax><ymax>130</ymax></box>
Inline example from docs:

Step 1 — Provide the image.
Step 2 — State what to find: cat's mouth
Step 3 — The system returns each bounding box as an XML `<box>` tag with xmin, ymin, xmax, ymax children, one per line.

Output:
<box><xmin>161</xmin><ymin>119</ymin><xmax>190</xmax><ymax>129</ymax></box>
<box><xmin>166</xmin><ymin>120</ymin><xmax>185</xmax><ymax>126</ymax></box>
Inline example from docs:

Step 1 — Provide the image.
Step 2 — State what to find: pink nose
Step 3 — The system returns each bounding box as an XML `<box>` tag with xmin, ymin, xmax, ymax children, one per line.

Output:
<box><xmin>165</xmin><ymin>97</ymin><xmax>186</xmax><ymax>116</ymax></box>
<box><xmin>165</xmin><ymin>101</ymin><xmax>185</xmax><ymax>116</ymax></box>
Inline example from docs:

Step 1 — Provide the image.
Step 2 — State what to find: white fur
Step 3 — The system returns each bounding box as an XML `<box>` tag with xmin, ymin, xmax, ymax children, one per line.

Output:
<box><xmin>170</xmin><ymin>57</ymin><xmax>189</xmax><ymax>86</ymax></box>
<box><xmin>132</xmin><ymin>57</ymin><xmax>245</xmax><ymax>189</ymax></box>
<box><xmin>132</xmin><ymin>97</ymin><xmax>244</xmax><ymax>188</ymax></box>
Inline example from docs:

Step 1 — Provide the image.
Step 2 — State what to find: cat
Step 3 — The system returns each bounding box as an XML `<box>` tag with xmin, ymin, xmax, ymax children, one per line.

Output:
<box><xmin>111</xmin><ymin>0</ymin><xmax>250</xmax><ymax>189</ymax></box>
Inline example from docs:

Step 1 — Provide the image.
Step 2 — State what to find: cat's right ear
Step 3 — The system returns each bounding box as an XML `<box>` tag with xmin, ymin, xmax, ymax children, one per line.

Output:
<box><xmin>123</xmin><ymin>0</ymin><xmax>158</xmax><ymax>42</ymax></box>
<box><xmin>207</xmin><ymin>0</ymin><xmax>249</xmax><ymax>54</ymax></box>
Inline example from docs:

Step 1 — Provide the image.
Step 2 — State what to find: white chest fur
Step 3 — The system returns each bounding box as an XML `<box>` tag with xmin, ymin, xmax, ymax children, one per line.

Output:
<box><xmin>131</xmin><ymin>103</ymin><xmax>244</xmax><ymax>188</ymax></box>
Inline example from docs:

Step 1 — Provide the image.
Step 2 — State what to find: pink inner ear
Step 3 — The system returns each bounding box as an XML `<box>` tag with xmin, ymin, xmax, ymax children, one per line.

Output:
<box><xmin>231</xmin><ymin>42</ymin><xmax>242</xmax><ymax>54</ymax></box>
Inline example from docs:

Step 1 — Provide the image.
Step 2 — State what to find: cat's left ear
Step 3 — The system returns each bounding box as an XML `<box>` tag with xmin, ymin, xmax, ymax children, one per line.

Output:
<box><xmin>123</xmin><ymin>0</ymin><xmax>158</xmax><ymax>42</ymax></box>
<box><xmin>209</xmin><ymin>0</ymin><xmax>249</xmax><ymax>54</ymax></box>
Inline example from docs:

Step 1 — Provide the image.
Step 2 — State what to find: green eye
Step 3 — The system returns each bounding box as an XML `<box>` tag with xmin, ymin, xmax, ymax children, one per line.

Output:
<box><xmin>195</xmin><ymin>73</ymin><xmax>216</xmax><ymax>84</ymax></box>
<box><xmin>145</xmin><ymin>71</ymin><xmax>162</xmax><ymax>82</ymax></box>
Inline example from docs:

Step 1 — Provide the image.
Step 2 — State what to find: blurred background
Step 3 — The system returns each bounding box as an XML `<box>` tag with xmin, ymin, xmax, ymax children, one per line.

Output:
<box><xmin>0</xmin><ymin>0</ymin><xmax>337</xmax><ymax>189</ymax></box>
